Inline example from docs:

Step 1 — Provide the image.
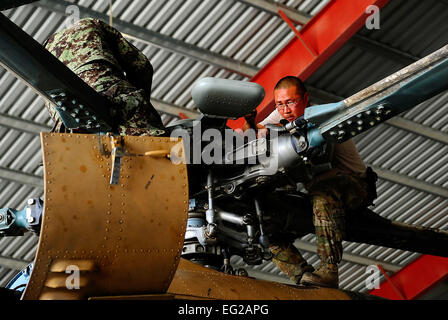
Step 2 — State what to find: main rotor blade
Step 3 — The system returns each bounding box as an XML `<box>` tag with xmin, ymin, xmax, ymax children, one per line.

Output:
<box><xmin>305</xmin><ymin>44</ymin><xmax>448</xmax><ymax>146</ymax></box>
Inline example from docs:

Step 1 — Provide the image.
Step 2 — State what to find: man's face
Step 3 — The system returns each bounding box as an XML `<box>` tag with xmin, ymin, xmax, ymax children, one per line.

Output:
<box><xmin>274</xmin><ymin>86</ymin><xmax>309</xmax><ymax>122</ymax></box>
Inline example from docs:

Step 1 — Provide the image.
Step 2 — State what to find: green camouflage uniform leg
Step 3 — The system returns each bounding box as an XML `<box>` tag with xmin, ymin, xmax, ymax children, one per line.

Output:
<box><xmin>312</xmin><ymin>194</ymin><xmax>345</xmax><ymax>265</ymax></box>
<box><xmin>101</xmin><ymin>20</ymin><xmax>165</xmax><ymax>136</ymax></box>
<box><xmin>269</xmin><ymin>242</ymin><xmax>314</xmax><ymax>284</ymax></box>
<box><xmin>106</xmin><ymin>82</ymin><xmax>165</xmax><ymax>136</ymax></box>
<box><xmin>308</xmin><ymin>174</ymin><xmax>369</xmax><ymax>264</ymax></box>
<box><xmin>301</xmin><ymin>174</ymin><xmax>370</xmax><ymax>287</ymax></box>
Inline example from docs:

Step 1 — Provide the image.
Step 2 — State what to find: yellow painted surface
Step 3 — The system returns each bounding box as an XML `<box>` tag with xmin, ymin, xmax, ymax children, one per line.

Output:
<box><xmin>23</xmin><ymin>133</ymin><xmax>188</xmax><ymax>299</ymax></box>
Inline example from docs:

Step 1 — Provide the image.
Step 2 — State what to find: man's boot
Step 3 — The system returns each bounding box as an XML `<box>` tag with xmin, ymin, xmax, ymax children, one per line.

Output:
<box><xmin>270</xmin><ymin>243</ymin><xmax>315</xmax><ymax>284</ymax></box>
<box><xmin>300</xmin><ymin>263</ymin><xmax>339</xmax><ymax>288</ymax></box>
<box><xmin>288</xmin><ymin>261</ymin><xmax>315</xmax><ymax>285</ymax></box>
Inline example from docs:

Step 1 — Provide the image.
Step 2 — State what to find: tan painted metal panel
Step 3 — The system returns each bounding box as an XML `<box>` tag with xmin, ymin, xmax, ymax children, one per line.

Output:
<box><xmin>167</xmin><ymin>259</ymin><xmax>352</xmax><ymax>300</ymax></box>
<box><xmin>23</xmin><ymin>133</ymin><xmax>188</xmax><ymax>299</ymax></box>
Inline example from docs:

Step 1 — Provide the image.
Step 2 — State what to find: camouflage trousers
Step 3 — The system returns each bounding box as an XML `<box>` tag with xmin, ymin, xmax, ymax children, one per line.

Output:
<box><xmin>45</xmin><ymin>62</ymin><xmax>166</xmax><ymax>137</ymax></box>
<box><xmin>269</xmin><ymin>173</ymin><xmax>369</xmax><ymax>281</ymax></box>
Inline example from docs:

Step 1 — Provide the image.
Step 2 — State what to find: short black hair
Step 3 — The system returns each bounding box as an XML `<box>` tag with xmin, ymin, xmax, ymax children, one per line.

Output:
<box><xmin>274</xmin><ymin>76</ymin><xmax>307</xmax><ymax>96</ymax></box>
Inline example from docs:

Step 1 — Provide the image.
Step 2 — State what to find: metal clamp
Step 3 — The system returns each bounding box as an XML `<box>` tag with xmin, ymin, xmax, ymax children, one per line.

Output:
<box><xmin>110</xmin><ymin>135</ymin><xmax>125</xmax><ymax>185</ymax></box>
<box><xmin>100</xmin><ymin>135</ymin><xmax>171</xmax><ymax>185</ymax></box>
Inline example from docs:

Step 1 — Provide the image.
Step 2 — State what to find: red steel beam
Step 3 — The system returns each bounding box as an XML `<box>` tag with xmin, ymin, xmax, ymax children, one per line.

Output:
<box><xmin>377</xmin><ymin>264</ymin><xmax>406</xmax><ymax>300</ymax></box>
<box><xmin>228</xmin><ymin>0</ymin><xmax>390</xmax><ymax>129</ymax></box>
<box><xmin>369</xmin><ymin>255</ymin><xmax>448</xmax><ymax>300</ymax></box>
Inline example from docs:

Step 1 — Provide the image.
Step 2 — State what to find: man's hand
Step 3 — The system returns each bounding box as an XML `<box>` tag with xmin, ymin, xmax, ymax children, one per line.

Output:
<box><xmin>256</xmin><ymin>124</ymin><xmax>268</xmax><ymax>138</ymax></box>
<box><xmin>293</xmin><ymin>116</ymin><xmax>308</xmax><ymax>131</ymax></box>
<box><xmin>241</xmin><ymin>121</ymin><xmax>268</xmax><ymax>139</ymax></box>
<box><xmin>289</xmin><ymin>116</ymin><xmax>322</xmax><ymax>158</ymax></box>
<box><xmin>305</xmin><ymin>144</ymin><xmax>325</xmax><ymax>159</ymax></box>
<box><xmin>243</xmin><ymin>110</ymin><xmax>257</xmax><ymax>130</ymax></box>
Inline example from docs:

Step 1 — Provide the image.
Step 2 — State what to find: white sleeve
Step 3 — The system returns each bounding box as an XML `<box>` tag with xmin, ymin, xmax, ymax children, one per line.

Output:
<box><xmin>259</xmin><ymin>109</ymin><xmax>283</xmax><ymax>126</ymax></box>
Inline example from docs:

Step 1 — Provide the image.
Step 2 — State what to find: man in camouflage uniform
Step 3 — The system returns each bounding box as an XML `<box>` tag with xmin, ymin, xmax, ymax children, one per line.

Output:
<box><xmin>258</xmin><ymin>76</ymin><xmax>373</xmax><ymax>288</ymax></box>
<box><xmin>44</xmin><ymin>18</ymin><xmax>165</xmax><ymax>136</ymax></box>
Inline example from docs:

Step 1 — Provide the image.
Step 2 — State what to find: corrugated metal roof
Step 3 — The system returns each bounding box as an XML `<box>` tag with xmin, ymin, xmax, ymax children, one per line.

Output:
<box><xmin>0</xmin><ymin>0</ymin><xmax>447</xmax><ymax>297</ymax></box>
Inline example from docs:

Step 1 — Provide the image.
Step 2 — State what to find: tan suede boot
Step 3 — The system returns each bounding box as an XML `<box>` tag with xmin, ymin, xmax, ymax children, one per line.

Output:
<box><xmin>300</xmin><ymin>263</ymin><xmax>339</xmax><ymax>288</ymax></box>
<box><xmin>270</xmin><ymin>243</ymin><xmax>315</xmax><ymax>284</ymax></box>
<box><xmin>291</xmin><ymin>261</ymin><xmax>315</xmax><ymax>284</ymax></box>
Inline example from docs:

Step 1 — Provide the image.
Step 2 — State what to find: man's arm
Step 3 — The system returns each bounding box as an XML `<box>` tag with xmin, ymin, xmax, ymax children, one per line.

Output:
<box><xmin>252</xmin><ymin>109</ymin><xmax>284</xmax><ymax>137</ymax></box>
<box><xmin>259</xmin><ymin>109</ymin><xmax>283</xmax><ymax>126</ymax></box>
